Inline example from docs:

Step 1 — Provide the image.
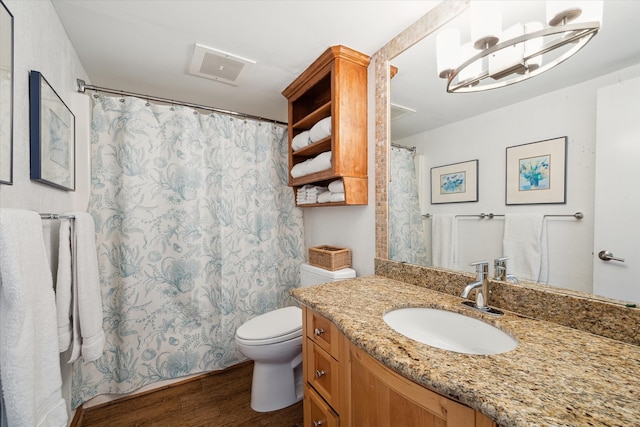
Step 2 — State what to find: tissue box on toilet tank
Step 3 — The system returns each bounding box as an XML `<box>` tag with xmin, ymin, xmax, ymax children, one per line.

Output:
<box><xmin>308</xmin><ymin>245</ymin><xmax>352</xmax><ymax>271</ymax></box>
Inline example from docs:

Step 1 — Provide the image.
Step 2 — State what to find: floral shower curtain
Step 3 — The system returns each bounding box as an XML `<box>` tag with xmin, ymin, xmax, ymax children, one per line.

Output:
<box><xmin>72</xmin><ymin>95</ymin><xmax>305</xmax><ymax>407</ymax></box>
<box><xmin>388</xmin><ymin>146</ymin><xmax>428</xmax><ymax>265</ymax></box>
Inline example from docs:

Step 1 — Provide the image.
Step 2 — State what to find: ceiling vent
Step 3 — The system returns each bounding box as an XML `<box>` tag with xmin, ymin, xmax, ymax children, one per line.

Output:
<box><xmin>390</xmin><ymin>103</ymin><xmax>416</xmax><ymax>121</ymax></box>
<box><xmin>188</xmin><ymin>44</ymin><xmax>256</xmax><ymax>86</ymax></box>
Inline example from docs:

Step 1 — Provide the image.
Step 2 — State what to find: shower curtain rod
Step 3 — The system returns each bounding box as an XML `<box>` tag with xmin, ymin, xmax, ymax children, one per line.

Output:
<box><xmin>391</xmin><ymin>143</ymin><xmax>416</xmax><ymax>153</ymax></box>
<box><xmin>76</xmin><ymin>79</ymin><xmax>288</xmax><ymax>126</ymax></box>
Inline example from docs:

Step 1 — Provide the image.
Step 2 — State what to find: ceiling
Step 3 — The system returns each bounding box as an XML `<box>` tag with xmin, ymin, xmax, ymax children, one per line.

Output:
<box><xmin>52</xmin><ymin>1</ymin><xmax>640</xmax><ymax>137</ymax></box>
<box><xmin>52</xmin><ymin>0</ymin><xmax>441</xmax><ymax>123</ymax></box>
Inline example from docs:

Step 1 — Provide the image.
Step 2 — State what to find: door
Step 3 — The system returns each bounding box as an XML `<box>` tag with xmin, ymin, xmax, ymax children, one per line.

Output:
<box><xmin>592</xmin><ymin>76</ymin><xmax>640</xmax><ymax>302</ymax></box>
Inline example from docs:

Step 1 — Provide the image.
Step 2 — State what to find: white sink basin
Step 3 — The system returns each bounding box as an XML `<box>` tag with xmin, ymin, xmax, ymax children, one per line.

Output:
<box><xmin>383</xmin><ymin>307</ymin><xmax>518</xmax><ymax>355</ymax></box>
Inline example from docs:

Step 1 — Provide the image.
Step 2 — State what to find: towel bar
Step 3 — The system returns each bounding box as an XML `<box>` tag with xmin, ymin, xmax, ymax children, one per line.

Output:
<box><xmin>422</xmin><ymin>212</ymin><xmax>583</xmax><ymax>219</ymax></box>
<box><xmin>39</xmin><ymin>213</ymin><xmax>76</xmax><ymax>220</ymax></box>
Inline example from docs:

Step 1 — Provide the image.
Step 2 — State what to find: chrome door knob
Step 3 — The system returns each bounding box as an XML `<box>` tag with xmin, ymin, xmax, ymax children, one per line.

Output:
<box><xmin>598</xmin><ymin>250</ymin><xmax>625</xmax><ymax>262</ymax></box>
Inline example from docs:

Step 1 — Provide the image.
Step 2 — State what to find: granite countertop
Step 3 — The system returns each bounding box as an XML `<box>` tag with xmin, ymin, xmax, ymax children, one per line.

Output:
<box><xmin>291</xmin><ymin>275</ymin><xmax>640</xmax><ymax>427</ymax></box>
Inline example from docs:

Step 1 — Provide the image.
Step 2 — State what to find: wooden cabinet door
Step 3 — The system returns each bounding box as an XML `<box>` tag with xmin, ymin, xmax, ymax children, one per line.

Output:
<box><xmin>349</xmin><ymin>343</ymin><xmax>477</xmax><ymax>427</ymax></box>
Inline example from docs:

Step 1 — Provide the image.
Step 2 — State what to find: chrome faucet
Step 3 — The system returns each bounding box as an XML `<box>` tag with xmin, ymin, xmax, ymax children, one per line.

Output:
<box><xmin>460</xmin><ymin>261</ymin><xmax>489</xmax><ymax>309</ymax></box>
<box><xmin>494</xmin><ymin>256</ymin><xmax>519</xmax><ymax>284</ymax></box>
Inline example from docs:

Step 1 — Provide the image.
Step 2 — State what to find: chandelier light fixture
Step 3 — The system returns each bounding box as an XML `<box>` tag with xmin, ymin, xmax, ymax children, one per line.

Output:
<box><xmin>437</xmin><ymin>1</ymin><xmax>603</xmax><ymax>93</ymax></box>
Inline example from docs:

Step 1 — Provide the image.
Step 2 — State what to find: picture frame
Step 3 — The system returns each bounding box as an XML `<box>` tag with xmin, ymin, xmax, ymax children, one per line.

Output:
<box><xmin>506</xmin><ymin>136</ymin><xmax>567</xmax><ymax>205</ymax></box>
<box><xmin>430</xmin><ymin>159</ymin><xmax>478</xmax><ymax>204</ymax></box>
<box><xmin>0</xmin><ymin>0</ymin><xmax>13</xmax><ymax>185</ymax></box>
<box><xmin>29</xmin><ymin>70</ymin><xmax>75</xmax><ymax>191</ymax></box>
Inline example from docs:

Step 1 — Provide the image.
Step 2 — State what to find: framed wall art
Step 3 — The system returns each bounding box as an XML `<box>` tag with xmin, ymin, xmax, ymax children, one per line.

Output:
<box><xmin>506</xmin><ymin>136</ymin><xmax>567</xmax><ymax>205</ymax></box>
<box><xmin>430</xmin><ymin>159</ymin><xmax>478</xmax><ymax>204</ymax></box>
<box><xmin>0</xmin><ymin>0</ymin><xmax>13</xmax><ymax>185</ymax></box>
<box><xmin>30</xmin><ymin>70</ymin><xmax>76</xmax><ymax>191</ymax></box>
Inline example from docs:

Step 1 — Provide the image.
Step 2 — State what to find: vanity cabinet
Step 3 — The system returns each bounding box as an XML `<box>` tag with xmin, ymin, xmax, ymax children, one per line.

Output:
<box><xmin>281</xmin><ymin>45</ymin><xmax>369</xmax><ymax>207</ymax></box>
<box><xmin>302</xmin><ymin>306</ymin><xmax>497</xmax><ymax>427</ymax></box>
<box><xmin>303</xmin><ymin>307</ymin><xmax>350</xmax><ymax>426</ymax></box>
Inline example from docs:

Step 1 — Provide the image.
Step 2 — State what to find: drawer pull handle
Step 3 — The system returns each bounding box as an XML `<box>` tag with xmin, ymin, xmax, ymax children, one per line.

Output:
<box><xmin>315</xmin><ymin>369</ymin><xmax>326</xmax><ymax>378</ymax></box>
<box><xmin>314</xmin><ymin>327</ymin><xmax>325</xmax><ymax>336</ymax></box>
<box><xmin>313</xmin><ymin>420</ymin><xmax>324</xmax><ymax>427</ymax></box>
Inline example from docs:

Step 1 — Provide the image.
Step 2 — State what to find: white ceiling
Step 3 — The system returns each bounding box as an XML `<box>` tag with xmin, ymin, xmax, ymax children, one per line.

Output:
<box><xmin>52</xmin><ymin>1</ymin><xmax>640</xmax><ymax>138</ymax></box>
<box><xmin>52</xmin><ymin>0</ymin><xmax>441</xmax><ymax>123</ymax></box>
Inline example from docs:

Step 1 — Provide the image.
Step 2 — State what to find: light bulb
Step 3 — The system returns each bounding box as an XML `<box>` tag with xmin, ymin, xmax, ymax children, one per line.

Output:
<box><xmin>470</xmin><ymin>1</ymin><xmax>502</xmax><ymax>49</ymax></box>
<box><xmin>436</xmin><ymin>28</ymin><xmax>460</xmax><ymax>78</ymax></box>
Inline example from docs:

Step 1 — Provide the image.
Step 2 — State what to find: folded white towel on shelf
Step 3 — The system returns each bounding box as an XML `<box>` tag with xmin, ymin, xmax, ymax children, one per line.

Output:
<box><xmin>297</xmin><ymin>185</ymin><xmax>329</xmax><ymax>204</ymax></box>
<box><xmin>292</xmin><ymin>130</ymin><xmax>311</xmax><ymax>151</ymax></box>
<box><xmin>503</xmin><ymin>214</ymin><xmax>548</xmax><ymax>283</ymax></box>
<box><xmin>431</xmin><ymin>214</ymin><xmax>459</xmax><ymax>269</ymax></box>
<box><xmin>306</xmin><ymin>151</ymin><xmax>332</xmax><ymax>174</ymax></box>
<box><xmin>309</xmin><ymin>116</ymin><xmax>332</xmax><ymax>143</ymax></box>
<box><xmin>66</xmin><ymin>212</ymin><xmax>105</xmax><ymax>363</ymax></box>
<box><xmin>317</xmin><ymin>190</ymin><xmax>345</xmax><ymax>203</ymax></box>
<box><xmin>0</xmin><ymin>209</ymin><xmax>68</xmax><ymax>427</ymax></box>
<box><xmin>317</xmin><ymin>191</ymin><xmax>332</xmax><ymax>204</ymax></box>
<box><xmin>290</xmin><ymin>151</ymin><xmax>332</xmax><ymax>178</ymax></box>
<box><xmin>328</xmin><ymin>179</ymin><xmax>344</xmax><ymax>193</ymax></box>
<box><xmin>290</xmin><ymin>159</ymin><xmax>311</xmax><ymax>178</ymax></box>
<box><xmin>329</xmin><ymin>192</ymin><xmax>345</xmax><ymax>203</ymax></box>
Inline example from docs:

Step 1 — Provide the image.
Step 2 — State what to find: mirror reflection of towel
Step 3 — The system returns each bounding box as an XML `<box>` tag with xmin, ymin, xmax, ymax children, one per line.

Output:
<box><xmin>431</xmin><ymin>214</ymin><xmax>459</xmax><ymax>269</ymax></box>
<box><xmin>503</xmin><ymin>214</ymin><xmax>548</xmax><ymax>283</ymax></box>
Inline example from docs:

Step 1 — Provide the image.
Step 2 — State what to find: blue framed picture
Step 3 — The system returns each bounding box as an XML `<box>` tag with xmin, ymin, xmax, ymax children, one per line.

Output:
<box><xmin>506</xmin><ymin>137</ymin><xmax>566</xmax><ymax>205</ymax></box>
<box><xmin>430</xmin><ymin>159</ymin><xmax>478</xmax><ymax>204</ymax></box>
<box><xmin>29</xmin><ymin>70</ymin><xmax>75</xmax><ymax>191</ymax></box>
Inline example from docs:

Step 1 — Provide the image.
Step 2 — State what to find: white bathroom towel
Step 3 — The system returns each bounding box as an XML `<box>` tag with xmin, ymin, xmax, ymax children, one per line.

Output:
<box><xmin>56</xmin><ymin>219</ymin><xmax>73</xmax><ymax>352</ymax></box>
<box><xmin>292</xmin><ymin>130</ymin><xmax>311</xmax><ymax>151</ymax></box>
<box><xmin>65</xmin><ymin>212</ymin><xmax>105</xmax><ymax>363</ymax></box>
<box><xmin>431</xmin><ymin>214</ymin><xmax>459</xmax><ymax>269</ymax></box>
<box><xmin>306</xmin><ymin>151</ymin><xmax>332</xmax><ymax>174</ymax></box>
<box><xmin>317</xmin><ymin>191</ymin><xmax>332</xmax><ymax>204</ymax></box>
<box><xmin>290</xmin><ymin>151</ymin><xmax>332</xmax><ymax>178</ymax></box>
<box><xmin>0</xmin><ymin>209</ymin><xmax>68</xmax><ymax>427</ymax></box>
<box><xmin>503</xmin><ymin>214</ymin><xmax>548</xmax><ymax>283</ymax></box>
<box><xmin>328</xmin><ymin>179</ymin><xmax>344</xmax><ymax>194</ymax></box>
<box><xmin>290</xmin><ymin>159</ymin><xmax>311</xmax><ymax>178</ymax></box>
<box><xmin>309</xmin><ymin>116</ymin><xmax>332</xmax><ymax>143</ymax></box>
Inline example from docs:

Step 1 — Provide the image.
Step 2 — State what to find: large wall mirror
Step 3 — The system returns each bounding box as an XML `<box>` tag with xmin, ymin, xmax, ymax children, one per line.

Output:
<box><xmin>376</xmin><ymin>1</ymin><xmax>640</xmax><ymax>304</ymax></box>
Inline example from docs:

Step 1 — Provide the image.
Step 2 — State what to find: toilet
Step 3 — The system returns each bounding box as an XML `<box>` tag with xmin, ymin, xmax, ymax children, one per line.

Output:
<box><xmin>235</xmin><ymin>262</ymin><xmax>356</xmax><ymax>412</ymax></box>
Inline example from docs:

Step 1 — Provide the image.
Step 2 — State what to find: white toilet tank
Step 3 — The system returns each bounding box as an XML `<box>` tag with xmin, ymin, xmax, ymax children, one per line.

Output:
<box><xmin>300</xmin><ymin>262</ymin><xmax>356</xmax><ymax>287</ymax></box>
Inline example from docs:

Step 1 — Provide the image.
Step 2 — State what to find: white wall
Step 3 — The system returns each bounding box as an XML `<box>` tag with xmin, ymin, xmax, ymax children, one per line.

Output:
<box><xmin>302</xmin><ymin>62</ymin><xmax>377</xmax><ymax>277</ymax></box>
<box><xmin>0</xmin><ymin>0</ymin><xmax>91</xmax><ymax>420</ymax></box>
<box><xmin>397</xmin><ymin>64</ymin><xmax>640</xmax><ymax>294</ymax></box>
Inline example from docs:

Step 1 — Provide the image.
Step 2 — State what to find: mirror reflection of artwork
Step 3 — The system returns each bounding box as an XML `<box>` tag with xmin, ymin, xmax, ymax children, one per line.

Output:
<box><xmin>506</xmin><ymin>137</ymin><xmax>565</xmax><ymax>205</ymax></box>
<box><xmin>519</xmin><ymin>155</ymin><xmax>550</xmax><ymax>191</ymax></box>
<box><xmin>441</xmin><ymin>171</ymin><xmax>466</xmax><ymax>194</ymax></box>
<box><xmin>431</xmin><ymin>160</ymin><xmax>478</xmax><ymax>204</ymax></box>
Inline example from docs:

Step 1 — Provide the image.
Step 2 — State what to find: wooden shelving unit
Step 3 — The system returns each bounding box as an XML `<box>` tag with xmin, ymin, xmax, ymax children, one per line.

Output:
<box><xmin>281</xmin><ymin>45</ymin><xmax>370</xmax><ymax>207</ymax></box>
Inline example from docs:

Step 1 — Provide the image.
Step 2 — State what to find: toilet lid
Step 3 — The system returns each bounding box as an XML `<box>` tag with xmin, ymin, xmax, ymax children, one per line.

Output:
<box><xmin>236</xmin><ymin>306</ymin><xmax>302</xmax><ymax>345</ymax></box>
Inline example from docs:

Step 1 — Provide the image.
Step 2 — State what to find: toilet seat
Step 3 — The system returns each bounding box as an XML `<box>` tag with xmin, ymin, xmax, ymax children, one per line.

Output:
<box><xmin>236</xmin><ymin>306</ymin><xmax>302</xmax><ymax>346</ymax></box>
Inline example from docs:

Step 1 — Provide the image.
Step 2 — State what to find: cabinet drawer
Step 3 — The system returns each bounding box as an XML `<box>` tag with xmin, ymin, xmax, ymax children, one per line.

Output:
<box><xmin>305</xmin><ymin>384</ymin><xmax>339</xmax><ymax>427</ymax></box>
<box><xmin>307</xmin><ymin>339</ymin><xmax>340</xmax><ymax>410</ymax></box>
<box><xmin>306</xmin><ymin>309</ymin><xmax>340</xmax><ymax>357</ymax></box>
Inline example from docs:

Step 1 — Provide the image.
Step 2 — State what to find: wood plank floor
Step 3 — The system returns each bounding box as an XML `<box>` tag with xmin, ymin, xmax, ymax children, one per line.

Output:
<box><xmin>80</xmin><ymin>361</ymin><xmax>303</xmax><ymax>427</ymax></box>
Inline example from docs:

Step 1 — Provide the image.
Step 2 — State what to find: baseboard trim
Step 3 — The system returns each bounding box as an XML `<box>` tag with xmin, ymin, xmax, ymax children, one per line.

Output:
<box><xmin>79</xmin><ymin>361</ymin><xmax>252</xmax><ymax>414</ymax></box>
<box><xmin>69</xmin><ymin>406</ymin><xmax>84</xmax><ymax>427</ymax></box>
